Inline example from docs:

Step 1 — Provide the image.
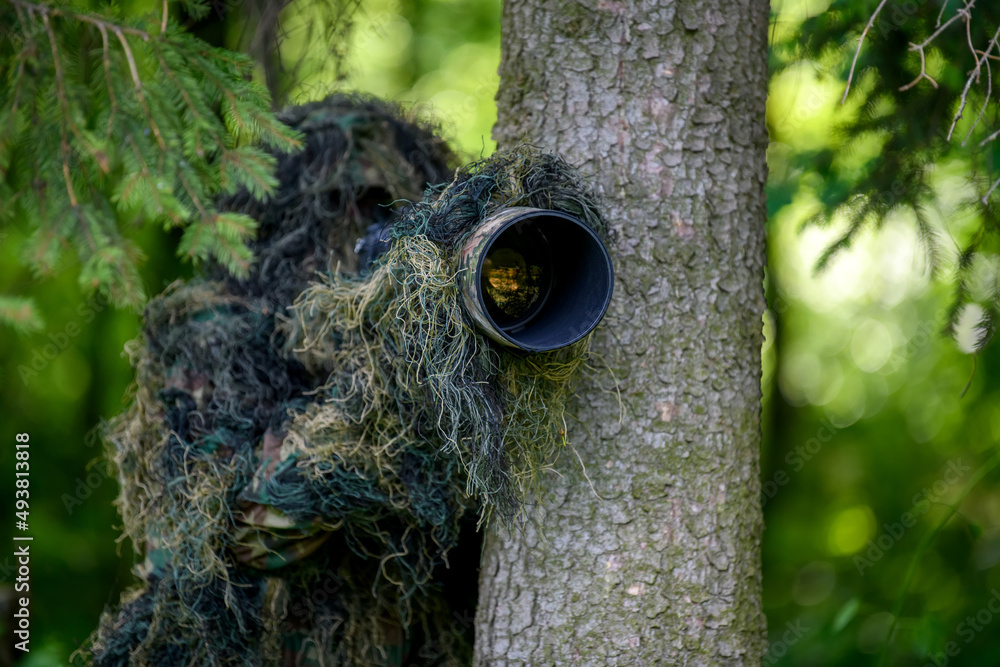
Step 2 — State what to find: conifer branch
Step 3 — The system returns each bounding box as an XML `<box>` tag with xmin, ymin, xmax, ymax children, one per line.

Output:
<box><xmin>0</xmin><ymin>43</ymin><xmax>31</xmax><ymax>178</ymax></box>
<box><xmin>149</xmin><ymin>42</ymin><xmax>207</xmax><ymax>157</ymax></box>
<box><xmin>948</xmin><ymin>23</ymin><xmax>1000</xmax><ymax>141</ymax></box>
<box><xmin>97</xmin><ymin>23</ymin><xmax>117</xmax><ymax>138</ymax></box>
<box><xmin>7</xmin><ymin>0</ymin><xmax>149</xmax><ymax>39</ymax></box>
<box><xmin>900</xmin><ymin>2</ymin><xmax>976</xmax><ymax>92</ymax></box>
<box><xmin>841</xmin><ymin>0</ymin><xmax>890</xmax><ymax>104</ymax></box>
<box><xmin>41</xmin><ymin>14</ymin><xmax>74</xmax><ymax>200</ymax></box>
<box><xmin>112</xmin><ymin>27</ymin><xmax>166</xmax><ymax>151</ymax></box>
<box><xmin>179</xmin><ymin>171</ymin><xmax>208</xmax><ymax>221</ymax></box>
<box><xmin>0</xmin><ymin>296</ymin><xmax>44</xmax><ymax>333</ymax></box>
<box><xmin>124</xmin><ymin>137</ymin><xmax>169</xmax><ymax>220</ymax></box>
<box><xmin>0</xmin><ymin>0</ymin><xmax>302</xmax><ymax>326</ymax></box>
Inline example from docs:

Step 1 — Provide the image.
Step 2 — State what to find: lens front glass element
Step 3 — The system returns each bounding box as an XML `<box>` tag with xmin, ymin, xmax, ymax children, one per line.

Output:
<box><xmin>480</xmin><ymin>223</ymin><xmax>552</xmax><ymax>330</ymax></box>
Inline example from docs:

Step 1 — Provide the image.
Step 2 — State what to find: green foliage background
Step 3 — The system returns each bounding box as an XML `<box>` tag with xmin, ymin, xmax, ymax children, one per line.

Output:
<box><xmin>3</xmin><ymin>0</ymin><xmax>1000</xmax><ymax>665</ymax></box>
<box><xmin>766</xmin><ymin>1</ymin><xmax>1000</xmax><ymax>665</ymax></box>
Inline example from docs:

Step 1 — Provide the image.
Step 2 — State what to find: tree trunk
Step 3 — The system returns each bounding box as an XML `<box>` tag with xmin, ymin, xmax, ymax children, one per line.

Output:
<box><xmin>474</xmin><ymin>1</ymin><xmax>769</xmax><ymax>664</ymax></box>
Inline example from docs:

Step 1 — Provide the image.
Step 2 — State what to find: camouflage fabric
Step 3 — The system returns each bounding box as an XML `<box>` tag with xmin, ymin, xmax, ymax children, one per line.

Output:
<box><xmin>233</xmin><ymin>427</ymin><xmax>332</xmax><ymax>571</ymax></box>
<box><xmin>85</xmin><ymin>95</ymin><xmax>469</xmax><ymax>667</ymax></box>
<box><xmin>85</xmin><ymin>97</ymin><xmax>608</xmax><ymax>667</ymax></box>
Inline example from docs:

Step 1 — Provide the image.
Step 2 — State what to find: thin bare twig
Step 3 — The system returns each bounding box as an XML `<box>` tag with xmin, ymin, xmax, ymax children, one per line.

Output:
<box><xmin>12</xmin><ymin>1</ymin><xmax>28</xmax><ymax>28</ymax></box>
<box><xmin>974</xmin><ymin>49</ymin><xmax>1000</xmax><ymax>62</ymax></box>
<box><xmin>900</xmin><ymin>46</ymin><xmax>939</xmax><ymax>91</ymax></box>
<box><xmin>964</xmin><ymin>43</ymin><xmax>994</xmax><ymax>145</ymax></box>
<box><xmin>112</xmin><ymin>27</ymin><xmax>141</xmax><ymax>92</ymax></box>
<box><xmin>915</xmin><ymin>1</ymin><xmax>975</xmax><ymax>49</ymax></box>
<box><xmin>160</xmin><ymin>0</ymin><xmax>167</xmax><ymax>33</ymax></box>
<box><xmin>948</xmin><ymin>23</ymin><xmax>1000</xmax><ymax>141</ymax></box>
<box><xmin>965</xmin><ymin>6</ymin><xmax>978</xmax><ymax>68</ymax></box>
<box><xmin>978</xmin><ymin>126</ymin><xmax>1000</xmax><ymax>147</ymax></box>
<box><xmin>841</xmin><ymin>0</ymin><xmax>890</xmax><ymax>104</ymax></box>
<box><xmin>985</xmin><ymin>174</ymin><xmax>1000</xmax><ymax>204</ymax></box>
<box><xmin>980</xmin><ymin>170</ymin><xmax>1000</xmax><ymax>205</ymax></box>
<box><xmin>900</xmin><ymin>2</ymin><xmax>976</xmax><ymax>92</ymax></box>
<box><xmin>938</xmin><ymin>0</ymin><xmax>952</xmax><ymax>28</ymax></box>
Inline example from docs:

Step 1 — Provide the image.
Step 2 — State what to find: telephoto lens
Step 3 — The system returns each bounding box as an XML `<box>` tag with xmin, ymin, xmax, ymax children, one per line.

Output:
<box><xmin>459</xmin><ymin>206</ymin><xmax>614</xmax><ymax>352</ymax></box>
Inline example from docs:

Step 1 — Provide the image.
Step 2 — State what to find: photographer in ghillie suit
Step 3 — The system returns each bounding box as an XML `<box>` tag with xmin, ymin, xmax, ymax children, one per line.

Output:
<box><xmin>86</xmin><ymin>94</ymin><xmax>610</xmax><ymax>666</ymax></box>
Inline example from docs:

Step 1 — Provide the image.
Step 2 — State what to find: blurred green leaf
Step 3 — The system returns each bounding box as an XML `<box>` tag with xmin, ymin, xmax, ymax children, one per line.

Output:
<box><xmin>832</xmin><ymin>597</ymin><xmax>860</xmax><ymax>634</ymax></box>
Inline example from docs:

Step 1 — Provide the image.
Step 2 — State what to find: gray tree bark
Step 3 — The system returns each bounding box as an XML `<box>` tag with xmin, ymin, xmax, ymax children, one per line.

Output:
<box><xmin>474</xmin><ymin>1</ymin><xmax>769</xmax><ymax>664</ymax></box>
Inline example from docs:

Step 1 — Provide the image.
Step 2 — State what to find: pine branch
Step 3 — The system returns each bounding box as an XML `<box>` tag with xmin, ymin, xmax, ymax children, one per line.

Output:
<box><xmin>0</xmin><ymin>0</ymin><xmax>303</xmax><ymax>324</ymax></box>
<box><xmin>0</xmin><ymin>295</ymin><xmax>44</xmax><ymax>333</ymax></box>
<box><xmin>790</xmin><ymin>3</ymin><xmax>1000</xmax><ymax>353</ymax></box>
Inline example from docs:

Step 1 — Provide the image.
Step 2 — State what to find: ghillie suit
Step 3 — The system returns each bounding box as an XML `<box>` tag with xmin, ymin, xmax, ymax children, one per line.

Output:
<box><xmin>85</xmin><ymin>95</ymin><xmax>609</xmax><ymax>666</ymax></box>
